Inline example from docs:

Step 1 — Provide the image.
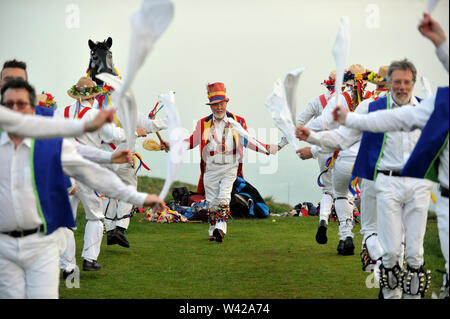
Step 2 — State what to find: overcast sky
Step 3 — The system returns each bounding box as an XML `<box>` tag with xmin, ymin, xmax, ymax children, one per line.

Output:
<box><xmin>1</xmin><ymin>0</ymin><xmax>448</xmax><ymax>206</ymax></box>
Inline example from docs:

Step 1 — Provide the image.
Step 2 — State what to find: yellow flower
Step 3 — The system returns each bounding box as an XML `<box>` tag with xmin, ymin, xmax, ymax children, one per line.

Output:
<box><xmin>355</xmin><ymin>73</ymin><xmax>363</xmax><ymax>81</ymax></box>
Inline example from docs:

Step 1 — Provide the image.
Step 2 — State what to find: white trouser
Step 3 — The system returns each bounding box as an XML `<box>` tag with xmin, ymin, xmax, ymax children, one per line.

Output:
<box><xmin>317</xmin><ymin>152</ymin><xmax>334</xmax><ymax>223</ymax></box>
<box><xmin>332</xmin><ymin>156</ymin><xmax>355</xmax><ymax>240</ymax></box>
<box><xmin>359</xmin><ymin>178</ymin><xmax>383</xmax><ymax>260</ymax></box>
<box><xmin>375</xmin><ymin>174</ymin><xmax>433</xmax><ymax>299</ymax></box>
<box><xmin>376</xmin><ymin>174</ymin><xmax>433</xmax><ymax>268</ymax></box>
<box><xmin>435</xmin><ymin>190</ymin><xmax>449</xmax><ymax>276</ymax></box>
<box><xmin>204</xmin><ymin>161</ymin><xmax>239</xmax><ymax>235</ymax></box>
<box><xmin>104</xmin><ymin>163</ymin><xmax>137</xmax><ymax>231</ymax></box>
<box><xmin>60</xmin><ymin>228</ymin><xmax>76</xmax><ymax>272</ymax></box>
<box><xmin>68</xmin><ymin>181</ymin><xmax>104</xmax><ymax>262</ymax></box>
<box><xmin>0</xmin><ymin>228</ymin><xmax>66</xmax><ymax>299</ymax></box>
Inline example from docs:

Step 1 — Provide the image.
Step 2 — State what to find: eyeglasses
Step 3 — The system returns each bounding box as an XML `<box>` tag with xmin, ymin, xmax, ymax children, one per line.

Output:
<box><xmin>4</xmin><ymin>100</ymin><xmax>31</xmax><ymax>109</ymax></box>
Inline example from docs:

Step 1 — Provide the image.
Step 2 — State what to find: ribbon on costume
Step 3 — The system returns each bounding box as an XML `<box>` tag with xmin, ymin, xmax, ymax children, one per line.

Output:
<box><xmin>134</xmin><ymin>152</ymin><xmax>151</xmax><ymax>175</ymax></box>
<box><xmin>148</xmin><ymin>101</ymin><xmax>165</xmax><ymax>119</ymax></box>
<box><xmin>317</xmin><ymin>150</ymin><xmax>339</xmax><ymax>187</ymax></box>
<box><xmin>94</xmin><ymin>190</ymin><xmax>105</xmax><ymax>198</ymax></box>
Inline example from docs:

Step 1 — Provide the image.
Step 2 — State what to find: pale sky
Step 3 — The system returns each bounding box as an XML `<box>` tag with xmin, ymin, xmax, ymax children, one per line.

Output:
<box><xmin>1</xmin><ymin>0</ymin><xmax>448</xmax><ymax>206</ymax></box>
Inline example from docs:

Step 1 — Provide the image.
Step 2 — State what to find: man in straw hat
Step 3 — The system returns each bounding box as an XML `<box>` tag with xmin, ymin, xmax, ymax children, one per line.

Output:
<box><xmin>331</xmin><ymin>58</ymin><xmax>435</xmax><ymax>299</ymax></box>
<box><xmin>184</xmin><ymin>82</ymin><xmax>277</xmax><ymax>242</ymax></box>
<box><xmin>56</xmin><ymin>76</ymin><xmax>128</xmax><ymax>272</ymax></box>
<box><xmin>334</xmin><ymin>12</ymin><xmax>448</xmax><ymax>299</ymax></box>
<box><xmin>296</xmin><ymin>64</ymin><xmax>371</xmax><ymax>256</ymax></box>
<box><xmin>0</xmin><ymin>77</ymin><xmax>164</xmax><ymax>298</ymax></box>
<box><xmin>278</xmin><ymin>70</ymin><xmax>339</xmax><ymax>245</ymax></box>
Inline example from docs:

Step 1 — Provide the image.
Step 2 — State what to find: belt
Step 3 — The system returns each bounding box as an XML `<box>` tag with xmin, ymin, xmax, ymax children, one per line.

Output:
<box><xmin>440</xmin><ymin>186</ymin><xmax>449</xmax><ymax>198</ymax></box>
<box><xmin>2</xmin><ymin>225</ymin><xmax>44</xmax><ymax>238</ymax></box>
<box><xmin>377</xmin><ymin>170</ymin><xmax>402</xmax><ymax>177</ymax></box>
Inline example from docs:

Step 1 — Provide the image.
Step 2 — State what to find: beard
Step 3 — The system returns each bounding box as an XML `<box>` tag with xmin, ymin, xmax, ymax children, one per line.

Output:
<box><xmin>392</xmin><ymin>90</ymin><xmax>412</xmax><ymax>106</ymax></box>
<box><xmin>213</xmin><ymin>112</ymin><xmax>225</xmax><ymax>120</ymax></box>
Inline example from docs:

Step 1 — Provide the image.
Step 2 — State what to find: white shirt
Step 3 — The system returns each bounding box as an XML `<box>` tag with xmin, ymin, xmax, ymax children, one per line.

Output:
<box><xmin>56</xmin><ymin>100</ymin><xmax>126</xmax><ymax>148</ymax></box>
<box><xmin>345</xmin><ymin>93</ymin><xmax>448</xmax><ymax>189</ymax></box>
<box><xmin>307</xmin><ymin>92</ymin><xmax>387</xmax><ymax>159</ymax></box>
<box><xmin>306</xmin><ymin>88</ymin><xmax>356</xmax><ymax>158</ymax></box>
<box><xmin>0</xmin><ymin>133</ymin><xmax>148</xmax><ymax>232</ymax></box>
<box><xmin>205</xmin><ymin>116</ymin><xmax>241</xmax><ymax>165</ymax></box>
<box><xmin>76</xmin><ymin>143</ymin><xmax>113</xmax><ymax>164</ymax></box>
<box><xmin>436</xmin><ymin>40</ymin><xmax>449</xmax><ymax>72</ymax></box>
<box><xmin>0</xmin><ymin>105</ymin><xmax>84</xmax><ymax>138</ymax></box>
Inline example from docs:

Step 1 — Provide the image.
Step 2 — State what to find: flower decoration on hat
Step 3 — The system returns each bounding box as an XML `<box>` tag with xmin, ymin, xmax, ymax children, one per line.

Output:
<box><xmin>37</xmin><ymin>92</ymin><xmax>57</xmax><ymax>110</ymax></box>
<box><xmin>67</xmin><ymin>76</ymin><xmax>103</xmax><ymax>100</ymax></box>
<box><xmin>321</xmin><ymin>77</ymin><xmax>336</xmax><ymax>92</ymax></box>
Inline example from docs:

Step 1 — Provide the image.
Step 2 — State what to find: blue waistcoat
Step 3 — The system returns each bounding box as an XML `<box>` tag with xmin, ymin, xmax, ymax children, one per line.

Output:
<box><xmin>352</xmin><ymin>95</ymin><xmax>422</xmax><ymax>181</ymax></box>
<box><xmin>401</xmin><ymin>87</ymin><xmax>449</xmax><ymax>183</ymax></box>
<box><xmin>34</xmin><ymin>106</ymin><xmax>75</xmax><ymax>234</ymax></box>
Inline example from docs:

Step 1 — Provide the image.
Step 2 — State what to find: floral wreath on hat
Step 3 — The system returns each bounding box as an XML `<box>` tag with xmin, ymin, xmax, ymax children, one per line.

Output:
<box><xmin>367</xmin><ymin>71</ymin><xmax>388</xmax><ymax>85</ymax></box>
<box><xmin>321</xmin><ymin>77</ymin><xmax>336</xmax><ymax>92</ymax></box>
<box><xmin>38</xmin><ymin>92</ymin><xmax>57</xmax><ymax>110</ymax></box>
<box><xmin>69</xmin><ymin>84</ymin><xmax>102</xmax><ymax>98</ymax></box>
<box><xmin>343</xmin><ymin>70</ymin><xmax>371</xmax><ymax>83</ymax></box>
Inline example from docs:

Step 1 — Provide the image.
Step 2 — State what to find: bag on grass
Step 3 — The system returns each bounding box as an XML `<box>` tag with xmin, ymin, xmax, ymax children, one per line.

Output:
<box><xmin>230</xmin><ymin>177</ymin><xmax>270</xmax><ymax>218</ymax></box>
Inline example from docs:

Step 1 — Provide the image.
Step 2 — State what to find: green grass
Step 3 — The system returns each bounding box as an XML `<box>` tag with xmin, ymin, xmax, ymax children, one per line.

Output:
<box><xmin>59</xmin><ymin>177</ymin><xmax>446</xmax><ymax>299</ymax></box>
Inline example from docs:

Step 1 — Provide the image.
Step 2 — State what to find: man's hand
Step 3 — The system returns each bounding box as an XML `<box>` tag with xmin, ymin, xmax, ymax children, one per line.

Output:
<box><xmin>84</xmin><ymin>109</ymin><xmax>115</xmax><ymax>132</ymax></box>
<box><xmin>143</xmin><ymin>194</ymin><xmax>165</xmax><ymax>210</ymax></box>
<box><xmin>332</xmin><ymin>105</ymin><xmax>349</xmax><ymax>125</ymax></box>
<box><xmin>418</xmin><ymin>13</ymin><xmax>447</xmax><ymax>48</ymax></box>
<box><xmin>295</xmin><ymin>125</ymin><xmax>310</xmax><ymax>141</ymax></box>
<box><xmin>160</xmin><ymin>139</ymin><xmax>170</xmax><ymax>153</ymax></box>
<box><xmin>266</xmin><ymin>144</ymin><xmax>279</xmax><ymax>155</ymax></box>
<box><xmin>296</xmin><ymin>147</ymin><xmax>313</xmax><ymax>160</ymax></box>
<box><xmin>111</xmin><ymin>149</ymin><xmax>132</xmax><ymax>164</ymax></box>
<box><xmin>136</xmin><ymin>126</ymin><xmax>147</xmax><ymax>137</ymax></box>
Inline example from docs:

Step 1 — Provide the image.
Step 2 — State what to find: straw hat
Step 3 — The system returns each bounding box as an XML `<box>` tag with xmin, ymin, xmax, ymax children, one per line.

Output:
<box><xmin>368</xmin><ymin>66</ymin><xmax>389</xmax><ymax>87</ymax></box>
<box><xmin>36</xmin><ymin>92</ymin><xmax>57</xmax><ymax>110</ymax></box>
<box><xmin>344</xmin><ymin>64</ymin><xmax>367</xmax><ymax>86</ymax></box>
<box><xmin>206</xmin><ymin>82</ymin><xmax>230</xmax><ymax>105</ymax></box>
<box><xmin>67</xmin><ymin>76</ymin><xmax>102</xmax><ymax>100</ymax></box>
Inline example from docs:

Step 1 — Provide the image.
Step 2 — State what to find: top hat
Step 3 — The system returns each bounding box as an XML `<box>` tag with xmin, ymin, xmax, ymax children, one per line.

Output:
<box><xmin>206</xmin><ymin>82</ymin><xmax>230</xmax><ymax>105</ymax></box>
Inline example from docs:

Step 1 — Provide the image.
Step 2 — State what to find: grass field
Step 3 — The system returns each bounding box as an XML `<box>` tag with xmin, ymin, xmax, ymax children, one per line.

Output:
<box><xmin>59</xmin><ymin>177</ymin><xmax>446</xmax><ymax>299</ymax></box>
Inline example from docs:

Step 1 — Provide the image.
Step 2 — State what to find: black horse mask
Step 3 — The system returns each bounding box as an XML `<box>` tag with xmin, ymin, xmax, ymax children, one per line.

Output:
<box><xmin>88</xmin><ymin>37</ymin><xmax>114</xmax><ymax>85</ymax></box>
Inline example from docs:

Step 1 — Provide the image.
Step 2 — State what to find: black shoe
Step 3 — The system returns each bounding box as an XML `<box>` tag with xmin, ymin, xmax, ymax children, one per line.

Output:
<box><xmin>337</xmin><ymin>240</ymin><xmax>345</xmax><ymax>255</ymax></box>
<box><xmin>83</xmin><ymin>259</ymin><xmax>102</xmax><ymax>271</ymax></box>
<box><xmin>208</xmin><ymin>235</ymin><xmax>215</xmax><ymax>241</ymax></box>
<box><xmin>62</xmin><ymin>269</ymin><xmax>75</xmax><ymax>280</ymax></box>
<box><xmin>106</xmin><ymin>230</ymin><xmax>118</xmax><ymax>246</ymax></box>
<box><xmin>315</xmin><ymin>220</ymin><xmax>328</xmax><ymax>244</ymax></box>
<box><xmin>114</xmin><ymin>227</ymin><xmax>130</xmax><ymax>248</ymax></box>
<box><xmin>343</xmin><ymin>236</ymin><xmax>355</xmax><ymax>256</ymax></box>
<box><xmin>213</xmin><ymin>229</ymin><xmax>225</xmax><ymax>243</ymax></box>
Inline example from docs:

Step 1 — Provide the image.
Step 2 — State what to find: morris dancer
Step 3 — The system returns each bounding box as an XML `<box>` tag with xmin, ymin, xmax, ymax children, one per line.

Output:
<box><xmin>283</xmin><ymin>70</ymin><xmax>338</xmax><ymax>244</ymax></box>
<box><xmin>297</xmin><ymin>64</ymin><xmax>371</xmax><ymax>255</ymax></box>
<box><xmin>335</xmin><ymin>13</ymin><xmax>449</xmax><ymax>298</ymax></box>
<box><xmin>87</xmin><ymin>37</ymin><xmax>169</xmax><ymax>248</ymax></box>
<box><xmin>56</xmin><ymin>76</ymin><xmax>127</xmax><ymax>271</ymax></box>
<box><xmin>297</xmin><ymin>66</ymin><xmax>389</xmax><ymax>270</ymax></box>
<box><xmin>184</xmin><ymin>82</ymin><xmax>277</xmax><ymax>242</ymax></box>
<box><xmin>332</xmin><ymin>59</ymin><xmax>433</xmax><ymax>299</ymax></box>
<box><xmin>0</xmin><ymin>78</ymin><xmax>164</xmax><ymax>299</ymax></box>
